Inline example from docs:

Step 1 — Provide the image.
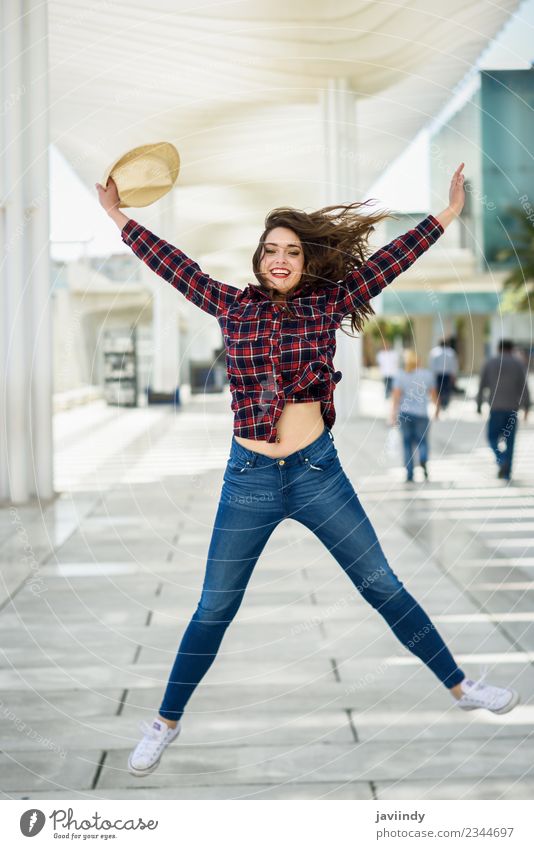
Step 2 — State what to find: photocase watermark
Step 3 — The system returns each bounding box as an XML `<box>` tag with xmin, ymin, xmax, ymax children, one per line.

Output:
<box><xmin>3</xmin><ymin>184</ymin><xmax>50</xmax><ymax>257</ymax></box>
<box><xmin>345</xmin><ymin>658</ymin><xmax>394</xmax><ymax>694</ymax></box>
<box><xmin>291</xmin><ymin>566</ymin><xmax>388</xmax><ymax>635</ymax></box>
<box><xmin>397</xmin><ymin>378</ymin><xmax>431</xmax><ymax>423</ymax></box>
<box><xmin>9</xmin><ymin>507</ymin><xmax>47</xmax><ymax>597</ymax></box>
<box><xmin>430</xmin><ymin>141</ymin><xmax>496</xmax><ymax>211</ymax></box>
<box><xmin>227</xmin><ymin>491</ymin><xmax>274</xmax><ymax>504</ymax></box>
<box><xmin>518</xmin><ymin>193</ymin><xmax>534</xmax><ymax>227</ymax></box>
<box><xmin>343</xmin><ymin>624</ymin><xmax>437</xmax><ymax>695</ymax></box>
<box><xmin>406</xmin><ymin>622</ymin><xmax>436</xmax><ymax>649</ymax></box>
<box><xmin>464</xmin><ymin>180</ymin><xmax>496</xmax><ymax>212</ymax></box>
<box><xmin>1</xmin><ymin>83</ymin><xmax>26</xmax><ymax>117</ymax></box>
<box><xmin>5</xmin><ymin>134</ymin><xmax>109</xmax><ymax>258</ymax></box>
<box><xmin>0</xmin><ymin>697</ymin><xmax>66</xmax><ymax>760</ymax></box>
<box><xmin>57</xmin><ymin>308</ymin><xmax>83</xmax><ymax>388</ymax></box>
<box><xmin>55</xmin><ymin>0</ymin><xmax>115</xmax><ymax>35</ymax></box>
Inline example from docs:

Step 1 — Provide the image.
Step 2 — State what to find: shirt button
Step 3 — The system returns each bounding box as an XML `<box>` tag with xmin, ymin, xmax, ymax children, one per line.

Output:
<box><xmin>278</xmin><ymin>459</ymin><xmax>285</xmax><ymax>466</ymax></box>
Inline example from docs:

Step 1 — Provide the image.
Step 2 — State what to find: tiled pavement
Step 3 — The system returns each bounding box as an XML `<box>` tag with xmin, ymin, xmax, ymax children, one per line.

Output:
<box><xmin>1</xmin><ymin>382</ymin><xmax>534</xmax><ymax>800</ymax></box>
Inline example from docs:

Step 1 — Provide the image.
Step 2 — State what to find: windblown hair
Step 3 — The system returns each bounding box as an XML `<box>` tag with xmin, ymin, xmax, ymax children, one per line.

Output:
<box><xmin>252</xmin><ymin>200</ymin><xmax>397</xmax><ymax>335</ymax></box>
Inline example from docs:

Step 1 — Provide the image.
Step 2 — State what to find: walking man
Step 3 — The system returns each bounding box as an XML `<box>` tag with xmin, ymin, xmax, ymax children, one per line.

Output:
<box><xmin>429</xmin><ymin>337</ymin><xmax>458</xmax><ymax>413</ymax></box>
<box><xmin>377</xmin><ymin>340</ymin><xmax>400</xmax><ymax>399</ymax></box>
<box><xmin>477</xmin><ymin>339</ymin><xmax>530</xmax><ymax>480</ymax></box>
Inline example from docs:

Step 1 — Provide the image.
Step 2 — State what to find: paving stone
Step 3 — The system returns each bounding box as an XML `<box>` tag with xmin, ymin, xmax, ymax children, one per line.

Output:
<box><xmin>1</xmin><ymin>392</ymin><xmax>532</xmax><ymax>798</ymax></box>
<box><xmin>99</xmin><ymin>737</ymin><xmax>534</xmax><ymax>789</ymax></box>
<box><xmin>0</xmin><ymin>710</ymin><xmax>354</xmax><ymax>753</ymax></box>
<box><xmin>0</xmin><ymin>646</ymin><xmax>137</xmax><ymax>669</ymax></box>
<box><xmin>5</xmin><ymin>781</ymin><xmax>374</xmax><ymax>800</ymax></box>
<box><xmin>120</xmin><ymin>679</ymin><xmax>448</xmax><ymax>716</ymax></box>
<box><xmin>0</xmin><ymin>750</ymin><xmax>100</xmax><ymax>792</ymax></box>
<box><xmin>375</xmin><ymin>778</ymin><xmax>534</xmax><ymax>800</ymax></box>
<box><xmin>0</xmin><ymin>688</ymin><xmax>123</xmax><ymax>721</ymax></box>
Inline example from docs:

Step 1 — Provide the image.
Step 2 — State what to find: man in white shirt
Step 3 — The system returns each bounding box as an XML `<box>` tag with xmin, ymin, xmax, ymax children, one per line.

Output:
<box><xmin>428</xmin><ymin>337</ymin><xmax>458</xmax><ymax>412</ymax></box>
<box><xmin>376</xmin><ymin>341</ymin><xmax>400</xmax><ymax>399</ymax></box>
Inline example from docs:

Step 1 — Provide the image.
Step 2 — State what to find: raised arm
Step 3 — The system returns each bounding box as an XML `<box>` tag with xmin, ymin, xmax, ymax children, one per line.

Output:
<box><xmin>332</xmin><ymin>163</ymin><xmax>465</xmax><ymax>318</ymax></box>
<box><xmin>95</xmin><ymin>178</ymin><xmax>240</xmax><ymax>318</ymax></box>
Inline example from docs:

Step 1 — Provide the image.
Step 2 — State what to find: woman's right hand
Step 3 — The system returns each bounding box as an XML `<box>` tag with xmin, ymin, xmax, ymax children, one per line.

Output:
<box><xmin>95</xmin><ymin>176</ymin><xmax>121</xmax><ymax>215</ymax></box>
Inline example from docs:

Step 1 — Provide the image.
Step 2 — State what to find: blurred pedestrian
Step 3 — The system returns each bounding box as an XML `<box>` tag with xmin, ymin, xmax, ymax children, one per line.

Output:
<box><xmin>477</xmin><ymin>339</ymin><xmax>530</xmax><ymax>481</ymax></box>
<box><xmin>376</xmin><ymin>340</ymin><xmax>400</xmax><ymax>399</ymax></box>
<box><xmin>429</xmin><ymin>336</ymin><xmax>458</xmax><ymax>413</ymax></box>
<box><xmin>391</xmin><ymin>349</ymin><xmax>439</xmax><ymax>482</ymax></box>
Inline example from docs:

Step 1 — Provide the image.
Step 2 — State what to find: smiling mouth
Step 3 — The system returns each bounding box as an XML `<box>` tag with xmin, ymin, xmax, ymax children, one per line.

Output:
<box><xmin>269</xmin><ymin>269</ymin><xmax>291</xmax><ymax>279</ymax></box>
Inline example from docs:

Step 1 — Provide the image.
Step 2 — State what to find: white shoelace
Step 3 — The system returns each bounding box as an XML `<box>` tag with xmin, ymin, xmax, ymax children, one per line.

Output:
<box><xmin>460</xmin><ymin>663</ymin><xmax>509</xmax><ymax>706</ymax></box>
<box><xmin>135</xmin><ymin>720</ymin><xmax>170</xmax><ymax>757</ymax></box>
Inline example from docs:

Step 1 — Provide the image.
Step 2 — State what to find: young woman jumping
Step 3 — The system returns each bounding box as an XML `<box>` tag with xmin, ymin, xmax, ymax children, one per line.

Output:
<box><xmin>96</xmin><ymin>162</ymin><xmax>519</xmax><ymax>778</ymax></box>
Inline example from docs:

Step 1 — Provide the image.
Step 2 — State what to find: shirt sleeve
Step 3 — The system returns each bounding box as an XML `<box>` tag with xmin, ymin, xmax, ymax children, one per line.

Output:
<box><xmin>392</xmin><ymin>373</ymin><xmax>403</xmax><ymax>391</ymax></box>
<box><xmin>330</xmin><ymin>214</ymin><xmax>445</xmax><ymax>318</ymax></box>
<box><xmin>121</xmin><ymin>218</ymin><xmax>241</xmax><ymax>317</ymax></box>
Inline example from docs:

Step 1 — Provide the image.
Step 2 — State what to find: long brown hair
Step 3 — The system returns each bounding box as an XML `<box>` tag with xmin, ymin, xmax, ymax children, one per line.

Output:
<box><xmin>252</xmin><ymin>200</ymin><xmax>397</xmax><ymax>335</ymax></box>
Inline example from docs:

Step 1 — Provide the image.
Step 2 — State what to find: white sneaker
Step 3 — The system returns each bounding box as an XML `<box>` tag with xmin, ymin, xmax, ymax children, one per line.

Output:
<box><xmin>128</xmin><ymin>717</ymin><xmax>181</xmax><ymax>777</ymax></box>
<box><xmin>455</xmin><ymin>669</ymin><xmax>519</xmax><ymax>715</ymax></box>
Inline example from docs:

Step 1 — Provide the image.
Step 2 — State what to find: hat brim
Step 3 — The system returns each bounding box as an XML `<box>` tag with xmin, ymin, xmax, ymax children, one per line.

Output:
<box><xmin>101</xmin><ymin>141</ymin><xmax>180</xmax><ymax>208</ymax></box>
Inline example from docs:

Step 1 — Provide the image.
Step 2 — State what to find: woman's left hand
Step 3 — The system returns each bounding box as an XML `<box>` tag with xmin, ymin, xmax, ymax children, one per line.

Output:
<box><xmin>449</xmin><ymin>162</ymin><xmax>465</xmax><ymax>215</ymax></box>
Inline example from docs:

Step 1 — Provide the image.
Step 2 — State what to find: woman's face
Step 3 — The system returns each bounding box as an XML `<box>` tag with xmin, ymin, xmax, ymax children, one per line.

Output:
<box><xmin>259</xmin><ymin>227</ymin><xmax>305</xmax><ymax>297</ymax></box>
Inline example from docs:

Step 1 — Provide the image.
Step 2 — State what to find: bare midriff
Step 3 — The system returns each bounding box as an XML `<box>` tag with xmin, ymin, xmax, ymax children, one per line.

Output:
<box><xmin>233</xmin><ymin>399</ymin><xmax>325</xmax><ymax>458</ymax></box>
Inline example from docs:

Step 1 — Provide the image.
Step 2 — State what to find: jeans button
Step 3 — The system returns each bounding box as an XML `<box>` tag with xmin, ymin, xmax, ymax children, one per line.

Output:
<box><xmin>278</xmin><ymin>459</ymin><xmax>285</xmax><ymax>466</ymax></box>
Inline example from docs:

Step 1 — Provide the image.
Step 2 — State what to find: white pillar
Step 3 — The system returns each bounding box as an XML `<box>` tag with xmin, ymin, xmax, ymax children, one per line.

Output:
<box><xmin>3</xmin><ymin>1</ymin><xmax>29</xmax><ymax>504</ymax></box>
<box><xmin>320</xmin><ymin>78</ymin><xmax>361</xmax><ymax>426</ymax></box>
<box><xmin>28</xmin><ymin>1</ymin><xmax>53</xmax><ymax>501</ymax></box>
<box><xmin>1</xmin><ymin>0</ymin><xmax>52</xmax><ymax>505</ymax></box>
<box><xmin>0</xmin><ymin>5</ymin><xmax>8</xmax><ymax>501</ymax></box>
<box><xmin>412</xmin><ymin>316</ymin><xmax>434</xmax><ymax>364</ymax></box>
<box><xmin>150</xmin><ymin>192</ymin><xmax>181</xmax><ymax>397</ymax></box>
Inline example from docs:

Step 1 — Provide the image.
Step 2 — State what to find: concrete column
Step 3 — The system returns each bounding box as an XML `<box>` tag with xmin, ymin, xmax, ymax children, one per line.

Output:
<box><xmin>1</xmin><ymin>0</ymin><xmax>52</xmax><ymax>504</ymax></box>
<box><xmin>0</xmin><ymin>5</ymin><xmax>7</xmax><ymax>501</ymax></box>
<box><xmin>463</xmin><ymin>314</ymin><xmax>486</xmax><ymax>374</ymax></box>
<box><xmin>3</xmin><ymin>1</ymin><xmax>27</xmax><ymax>503</ymax></box>
<box><xmin>150</xmin><ymin>192</ymin><xmax>181</xmax><ymax>397</ymax></box>
<box><xmin>320</xmin><ymin>78</ymin><xmax>361</xmax><ymax>426</ymax></box>
<box><xmin>28</xmin><ymin>1</ymin><xmax>53</xmax><ymax>501</ymax></box>
<box><xmin>412</xmin><ymin>316</ymin><xmax>434</xmax><ymax>365</ymax></box>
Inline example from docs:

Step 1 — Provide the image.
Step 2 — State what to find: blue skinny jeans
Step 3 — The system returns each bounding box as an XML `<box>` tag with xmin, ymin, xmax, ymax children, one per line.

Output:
<box><xmin>399</xmin><ymin>414</ymin><xmax>430</xmax><ymax>480</ymax></box>
<box><xmin>158</xmin><ymin>427</ymin><xmax>465</xmax><ymax>720</ymax></box>
<box><xmin>488</xmin><ymin>409</ymin><xmax>518</xmax><ymax>477</ymax></box>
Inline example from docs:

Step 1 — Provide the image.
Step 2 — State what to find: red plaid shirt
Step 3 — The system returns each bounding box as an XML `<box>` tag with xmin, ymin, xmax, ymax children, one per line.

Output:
<box><xmin>121</xmin><ymin>214</ymin><xmax>444</xmax><ymax>442</ymax></box>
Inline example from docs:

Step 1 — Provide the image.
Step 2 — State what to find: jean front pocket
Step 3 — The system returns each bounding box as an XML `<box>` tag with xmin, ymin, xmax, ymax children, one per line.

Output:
<box><xmin>226</xmin><ymin>456</ymin><xmax>252</xmax><ymax>474</ymax></box>
<box><xmin>303</xmin><ymin>442</ymin><xmax>338</xmax><ymax>472</ymax></box>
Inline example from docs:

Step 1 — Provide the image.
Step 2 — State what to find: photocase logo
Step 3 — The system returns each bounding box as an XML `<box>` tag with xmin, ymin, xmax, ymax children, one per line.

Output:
<box><xmin>20</xmin><ymin>809</ymin><xmax>46</xmax><ymax>836</ymax></box>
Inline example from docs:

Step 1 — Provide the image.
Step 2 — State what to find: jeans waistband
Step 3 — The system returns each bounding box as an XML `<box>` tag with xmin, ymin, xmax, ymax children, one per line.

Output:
<box><xmin>230</xmin><ymin>426</ymin><xmax>335</xmax><ymax>469</ymax></box>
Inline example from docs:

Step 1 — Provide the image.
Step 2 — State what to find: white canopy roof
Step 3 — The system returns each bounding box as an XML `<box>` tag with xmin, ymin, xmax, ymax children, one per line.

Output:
<box><xmin>49</xmin><ymin>0</ymin><xmax>520</xmax><ymax>260</ymax></box>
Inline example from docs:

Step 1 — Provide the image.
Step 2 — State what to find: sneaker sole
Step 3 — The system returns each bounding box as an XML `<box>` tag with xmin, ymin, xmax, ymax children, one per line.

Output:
<box><xmin>127</xmin><ymin>725</ymin><xmax>181</xmax><ymax>778</ymax></box>
<box><xmin>458</xmin><ymin>690</ymin><xmax>520</xmax><ymax>714</ymax></box>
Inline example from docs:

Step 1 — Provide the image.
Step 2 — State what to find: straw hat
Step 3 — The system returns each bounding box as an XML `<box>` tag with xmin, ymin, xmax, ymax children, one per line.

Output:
<box><xmin>101</xmin><ymin>141</ymin><xmax>180</xmax><ymax>208</ymax></box>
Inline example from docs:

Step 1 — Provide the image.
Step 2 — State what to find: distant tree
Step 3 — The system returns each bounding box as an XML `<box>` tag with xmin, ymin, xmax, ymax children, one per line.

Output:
<box><xmin>365</xmin><ymin>316</ymin><xmax>411</xmax><ymax>345</ymax></box>
<box><xmin>495</xmin><ymin>206</ymin><xmax>534</xmax><ymax>312</ymax></box>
